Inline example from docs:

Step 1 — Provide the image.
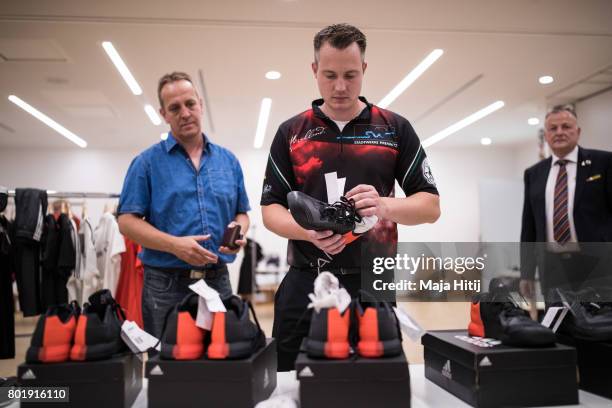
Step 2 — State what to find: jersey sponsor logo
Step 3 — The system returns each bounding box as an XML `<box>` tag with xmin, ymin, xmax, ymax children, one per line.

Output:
<box><xmin>290</xmin><ymin>127</ymin><xmax>327</xmax><ymax>149</ymax></box>
<box><xmin>422</xmin><ymin>158</ymin><xmax>436</xmax><ymax>186</ymax></box>
<box><xmin>343</xmin><ymin>124</ymin><xmax>398</xmax><ymax>148</ymax></box>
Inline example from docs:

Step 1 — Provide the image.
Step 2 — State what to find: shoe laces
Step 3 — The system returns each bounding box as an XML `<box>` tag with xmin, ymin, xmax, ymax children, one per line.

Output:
<box><xmin>320</xmin><ymin>196</ymin><xmax>362</xmax><ymax>226</ymax></box>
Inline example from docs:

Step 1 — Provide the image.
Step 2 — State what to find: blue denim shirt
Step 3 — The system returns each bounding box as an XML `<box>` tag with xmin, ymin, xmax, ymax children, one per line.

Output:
<box><xmin>117</xmin><ymin>133</ymin><xmax>250</xmax><ymax>268</ymax></box>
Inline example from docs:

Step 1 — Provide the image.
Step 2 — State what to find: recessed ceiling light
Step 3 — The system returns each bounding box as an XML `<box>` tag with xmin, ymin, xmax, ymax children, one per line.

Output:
<box><xmin>102</xmin><ymin>41</ymin><xmax>143</xmax><ymax>95</ymax></box>
<box><xmin>8</xmin><ymin>95</ymin><xmax>87</xmax><ymax>148</ymax></box>
<box><xmin>481</xmin><ymin>137</ymin><xmax>492</xmax><ymax>146</ymax></box>
<box><xmin>528</xmin><ymin>117</ymin><xmax>540</xmax><ymax>126</ymax></box>
<box><xmin>422</xmin><ymin>101</ymin><xmax>505</xmax><ymax>148</ymax></box>
<box><xmin>378</xmin><ymin>49</ymin><xmax>444</xmax><ymax>109</ymax></box>
<box><xmin>254</xmin><ymin>98</ymin><xmax>272</xmax><ymax>149</ymax></box>
<box><xmin>538</xmin><ymin>75</ymin><xmax>554</xmax><ymax>85</ymax></box>
<box><xmin>144</xmin><ymin>104</ymin><xmax>162</xmax><ymax>126</ymax></box>
<box><xmin>160</xmin><ymin>132</ymin><xmax>168</xmax><ymax>140</ymax></box>
<box><xmin>265</xmin><ymin>71</ymin><xmax>281</xmax><ymax>80</ymax></box>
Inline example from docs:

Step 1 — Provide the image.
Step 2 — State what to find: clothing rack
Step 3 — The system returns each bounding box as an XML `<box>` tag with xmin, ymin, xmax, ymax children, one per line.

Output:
<box><xmin>7</xmin><ymin>191</ymin><xmax>120</xmax><ymax>199</ymax></box>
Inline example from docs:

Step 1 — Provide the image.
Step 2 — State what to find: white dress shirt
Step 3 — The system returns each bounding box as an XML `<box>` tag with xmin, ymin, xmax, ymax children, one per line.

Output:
<box><xmin>545</xmin><ymin>145</ymin><xmax>579</xmax><ymax>250</ymax></box>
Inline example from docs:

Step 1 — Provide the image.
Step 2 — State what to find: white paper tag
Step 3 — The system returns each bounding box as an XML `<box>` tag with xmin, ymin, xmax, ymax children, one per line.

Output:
<box><xmin>324</xmin><ymin>172</ymin><xmax>341</xmax><ymax>204</ymax></box>
<box><xmin>336</xmin><ymin>290</ymin><xmax>351</xmax><ymax>314</ymax></box>
<box><xmin>189</xmin><ymin>279</ymin><xmax>226</xmax><ymax>311</ymax></box>
<box><xmin>190</xmin><ymin>279</ymin><xmax>226</xmax><ymax>330</ymax></box>
<box><xmin>393</xmin><ymin>306</ymin><xmax>425</xmax><ymax>341</ymax></box>
<box><xmin>120</xmin><ymin>320</ymin><xmax>160</xmax><ymax>353</ymax></box>
<box><xmin>541</xmin><ymin>306</ymin><xmax>569</xmax><ymax>332</ymax></box>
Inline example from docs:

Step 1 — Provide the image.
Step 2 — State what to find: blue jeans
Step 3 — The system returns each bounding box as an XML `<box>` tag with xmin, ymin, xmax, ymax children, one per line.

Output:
<box><xmin>142</xmin><ymin>265</ymin><xmax>232</xmax><ymax>339</ymax></box>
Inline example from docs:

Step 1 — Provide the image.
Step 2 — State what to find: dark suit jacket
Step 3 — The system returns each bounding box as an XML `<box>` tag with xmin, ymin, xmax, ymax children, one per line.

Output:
<box><xmin>520</xmin><ymin>146</ymin><xmax>612</xmax><ymax>280</ymax></box>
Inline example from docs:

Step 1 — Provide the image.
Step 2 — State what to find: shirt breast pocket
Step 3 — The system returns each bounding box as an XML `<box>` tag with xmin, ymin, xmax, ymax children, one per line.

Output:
<box><xmin>209</xmin><ymin>169</ymin><xmax>237</xmax><ymax>200</ymax></box>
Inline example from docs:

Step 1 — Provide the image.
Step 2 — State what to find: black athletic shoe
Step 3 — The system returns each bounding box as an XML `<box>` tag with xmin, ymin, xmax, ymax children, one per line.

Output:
<box><xmin>468</xmin><ymin>280</ymin><xmax>556</xmax><ymax>347</ymax></box>
<box><xmin>160</xmin><ymin>293</ymin><xmax>205</xmax><ymax>360</ymax></box>
<box><xmin>549</xmin><ymin>288</ymin><xmax>612</xmax><ymax>342</ymax></box>
<box><xmin>354</xmin><ymin>293</ymin><xmax>403</xmax><ymax>358</ymax></box>
<box><xmin>70</xmin><ymin>289</ymin><xmax>128</xmax><ymax>361</ymax></box>
<box><xmin>26</xmin><ymin>302</ymin><xmax>80</xmax><ymax>364</ymax></box>
<box><xmin>305</xmin><ymin>306</ymin><xmax>351</xmax><ymax>359</ymax></box>
<box><xmin>287</xmin><ymin>191</ymin><xmax>361</xmax><ymax>234</ymax></box>
<box><xmin>208</xmin><ymin>296</ymin><xmax>266</xmax><ymax>359</ymax></box>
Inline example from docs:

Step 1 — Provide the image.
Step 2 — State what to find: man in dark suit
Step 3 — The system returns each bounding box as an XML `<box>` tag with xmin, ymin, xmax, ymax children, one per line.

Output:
<box><xmin>520</xmin><ymin>105</ymin><xmax>612</xmax><ymax>301</ymax></box>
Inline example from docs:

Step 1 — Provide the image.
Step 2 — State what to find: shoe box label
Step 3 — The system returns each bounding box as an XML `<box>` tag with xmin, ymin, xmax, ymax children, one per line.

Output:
<box><xmin>454</xmin><ymin>335</ymin><xmax>502</xmax><ymax>348</ymax></box>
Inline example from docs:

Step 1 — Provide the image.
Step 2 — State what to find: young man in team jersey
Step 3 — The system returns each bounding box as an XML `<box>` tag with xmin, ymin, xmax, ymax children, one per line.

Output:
<box><xmin>261</xmin><ymin>23</ymin><xmax>441</xmax><ymax>371</ymax></box>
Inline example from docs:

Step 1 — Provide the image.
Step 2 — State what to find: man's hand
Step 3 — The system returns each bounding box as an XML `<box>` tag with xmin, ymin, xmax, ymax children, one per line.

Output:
<box><xmin>172</xmin><ymin>235</ymin><xmax>218</xmax><ymax>266</ymax></box>
<box><xmin>219</xmin><ymin>222</ymin><xmax>247</xmax><ymax>255</ymax></box>
<box><xmin>305</xmin><ymin>230</ymin><xmax>346</xmax><ymax>255</ymax></box>
<box><xmin>519</xmin><ymin>279</ymin><xmax>535</xmax><ymax>300</ymax></box>
<box><xmin>345</xmin><ymin>184</ymin><xmax>386</xmax><ymax>218</ymax></box>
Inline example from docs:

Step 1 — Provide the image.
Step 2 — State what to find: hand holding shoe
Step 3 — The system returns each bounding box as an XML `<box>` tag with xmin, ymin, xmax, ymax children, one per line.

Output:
<box><xmin>305</xmin><ymin>229</ymin><xmax>346</xmax><ymax>255</ymax></box>
<box><xmin>345</xmin><ymin>184</ymin><xmax>386</xmax><ymax>218</ymax></box>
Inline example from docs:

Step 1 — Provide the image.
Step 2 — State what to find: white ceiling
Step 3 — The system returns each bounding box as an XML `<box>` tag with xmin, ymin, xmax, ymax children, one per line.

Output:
<box><xmin>1</xmin><ymin>0</ymin><xmax>611</xmax><ymax>151</ymax></box>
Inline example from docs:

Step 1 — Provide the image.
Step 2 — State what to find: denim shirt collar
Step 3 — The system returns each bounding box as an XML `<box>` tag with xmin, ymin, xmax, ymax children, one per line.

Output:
<box><xmin>164</xmin><ymin>132</ymin><xmax>212</xmax><ymax>155</ymax></box>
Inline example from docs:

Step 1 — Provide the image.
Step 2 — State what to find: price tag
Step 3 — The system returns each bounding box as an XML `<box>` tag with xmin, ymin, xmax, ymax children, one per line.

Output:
<box><xmin>189</xmin><ymin>279</ymin><xmax>226</xmax><ymax>330</ymax></box>
<box><xmin>120</xmin><ymin>321</ymin><xmax>160</xmax><ymax>353</ymax></box>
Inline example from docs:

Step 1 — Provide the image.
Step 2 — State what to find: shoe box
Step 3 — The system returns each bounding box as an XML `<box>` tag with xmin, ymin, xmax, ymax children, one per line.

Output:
<box><xmin>295</xmin><ymin>342</ymin><xmax>411</xmax><ymax>408</ymax></box>
<box><xmin>17</xmin><ymin>353</ymin><xmax>142</xmax><ymax>408</ymax></box>
<box><xmin>422</xmin><ymin>330</ymin><xmax>578</xmax><ymax>407</ymax></box>
<box><xmin>557</xmin><ymin>333</ymin><xmax>612</xmax><ymax>399</ymax></box>
<box><xmin>146</xmin><ymin>338</ymin><xmax>277</xmax><ymax>408</ymax></box>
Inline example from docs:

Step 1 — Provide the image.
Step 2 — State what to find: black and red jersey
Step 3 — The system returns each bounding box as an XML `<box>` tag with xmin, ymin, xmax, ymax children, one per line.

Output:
<box><xmin>261</xmin><ymin>97</ymin><xmax>438</xmax><ymax>269</ymax></box>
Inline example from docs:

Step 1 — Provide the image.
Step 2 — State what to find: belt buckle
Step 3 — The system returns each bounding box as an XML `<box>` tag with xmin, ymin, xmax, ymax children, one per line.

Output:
<box><xmin>189</xmin><ymin>270</ymin><xmax>205</xmax><ymax>279</ymax></box>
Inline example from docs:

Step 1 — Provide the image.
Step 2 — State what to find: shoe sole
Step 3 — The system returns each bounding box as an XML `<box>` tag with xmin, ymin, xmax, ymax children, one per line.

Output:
<box><xmin>70</xmin><ymin>340</ymin><xmax>125</xmax><ymax>361</ymax></box>
<box><xmin>208</xmin><ymin>337</ymin><xmax>264</xmax><ymax>359</ymax></box>
<box><xmin>358</xmin><ymin>338</ymin><xmax>402</xmax><ymax>358</ymax></box>
<box><xmin>305</xmin><ymin>338</ymin><xmax>350</xmax><ymax>359</ymax></box>
<box><xmin>26</xmin><ymin>344</ymin><xmax>71</xmax><ymax>364</ymax></box>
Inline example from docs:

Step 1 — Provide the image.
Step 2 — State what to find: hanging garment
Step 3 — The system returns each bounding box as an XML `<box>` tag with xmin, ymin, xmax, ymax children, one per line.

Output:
<box><xmin>116</xmin><ymin>238</ymin><xmax>144</xmax><ymax>328</ymax></box>
<box><xmin>238</xmin><ymin>239</ymin><xmax>264</xmax><ymax>295</ymax></box>
<box><xmin>14</xmin><ymin>188</ymin><xmax>47</xmax><ymax>242</ymax></box>
<box><xmin>40</xmin><ymin>214</ymin><xmax>67</xmax><ymax>308</ymax></box>
<box><xmin>94</xmin><ymin>213</ymin><xmax>125</xmax><ymax>296</ymax></box>
<box><xmin>14</xmin><ymin>188</ymin><xmax>47</xmax><ymax>316</ymax></box>
<box><xmin>57</xmin><ymin>213</ymin><xmax>76</xmax><ymax>280</ymax></box>
<box><xmin>80</xmin><ymin>218</ymin><xmax>101</xmax><ymax>303</ymax></box>
<box><xmin>0</xmin><ymin>215</ymin><xmax>15</xmax><ymax>359</ymax></box>
<box><xmin>66</xmin><ymin>218</ymin><xmax>82</xmax><ymax>303</ymax></box>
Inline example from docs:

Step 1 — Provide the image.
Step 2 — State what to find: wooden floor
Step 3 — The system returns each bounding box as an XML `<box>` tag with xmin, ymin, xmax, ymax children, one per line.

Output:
<box><xmin>0</xmin><ymin>301</ymin><xmax>470</xmax><ymax>377</ymax></box>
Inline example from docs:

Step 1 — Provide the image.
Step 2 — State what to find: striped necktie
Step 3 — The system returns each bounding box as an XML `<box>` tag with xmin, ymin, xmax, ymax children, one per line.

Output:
<box><xmin>553</xmin><ymin>159</ymin><xmax>571</xmax><ymax>245</ymax></box>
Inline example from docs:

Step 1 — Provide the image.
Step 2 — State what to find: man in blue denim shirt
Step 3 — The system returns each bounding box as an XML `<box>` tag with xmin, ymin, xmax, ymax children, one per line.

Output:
<box><xmin>117</xmin><ymin>71</ymin><xmax>250</xmax><ymax>338</ymax></box>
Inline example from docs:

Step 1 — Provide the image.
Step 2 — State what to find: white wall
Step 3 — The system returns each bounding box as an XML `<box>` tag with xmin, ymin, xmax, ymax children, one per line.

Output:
<box><xmin>396</xmin><ymin>145</ymin><xmax>522</xmax><ymax>243</ymax></box>
<box><xmin>576</xmin><ymin>89</ymin><xmax>612</xmax><ymax>151</ymax></box>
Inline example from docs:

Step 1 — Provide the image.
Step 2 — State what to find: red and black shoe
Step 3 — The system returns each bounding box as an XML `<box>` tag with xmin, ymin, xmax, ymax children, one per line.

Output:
<box><xmin>70</xmin><ymin>289</ymin><xmax>128</xmax><ymax>361</ymax></box>
<box><xmin>305</xmin><ymin>306</ymin><xmax>351</xmax><ymax>359</ymax></box>
<box><xmin>354</xmin><ymin>292</ymin><xmax>402</xmax><ymax>358</ymax></box>
<box><xmin>160</xmin><ymin>293</ymin><xmax>205</xmax><ymax>360</ymax></box>
<box><xmin>208</xmin><ymin>296</ymin><xmax>265</xmax><ymax>359</ymax></box>
<box><xmin>26</xmin><ymin>302</ymin><xmax>80</xmax><ymax>363</ymax></box>
<box><xmin>468</xmin><ymin>279</ymin><xmax>555</xmax><ymax>347</ymax></box>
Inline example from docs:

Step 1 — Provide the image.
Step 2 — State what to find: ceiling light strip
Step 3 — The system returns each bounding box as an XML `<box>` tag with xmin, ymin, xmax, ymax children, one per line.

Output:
<box><xmin>144</xmin><ymin>104</ymin><xmax>162</xmax><ymax>126</ymax></box>
<box><xmin>378</xmin><ymin>49</ymin><xmax>444</xmax><ymax>109</ymax></box>
<box><xmin>422</xmin><ymin>101</ymin><xmax>505</xmax><ymax>148</ymax></box>
<box><xmin>8</xmin><ymin>95</ymin><xmax>87</xmax><ymax>148</ymax></box>
<box><xmin>254</xmin><ymin>98</ymin><xmax>272</xmax><ymax>149</ymax></box>
<box><xmin>102</xmin><ymin>41</ymin><xmax>143</xmax><ymax>96</ymax></box>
